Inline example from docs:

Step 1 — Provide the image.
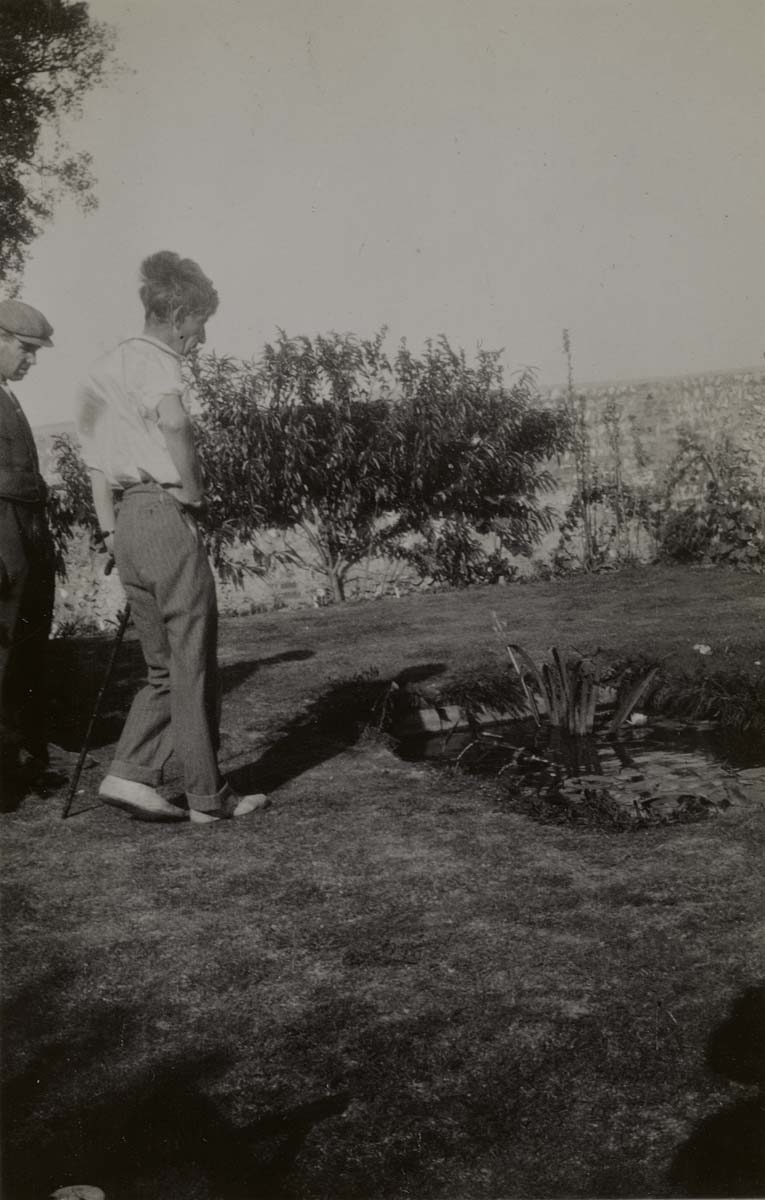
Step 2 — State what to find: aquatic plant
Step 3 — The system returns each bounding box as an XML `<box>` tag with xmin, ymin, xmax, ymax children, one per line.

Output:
<box><xmin>491</xmin><ymin>613</ymin><xmax>658</xmax><ymax>736</ymax></box>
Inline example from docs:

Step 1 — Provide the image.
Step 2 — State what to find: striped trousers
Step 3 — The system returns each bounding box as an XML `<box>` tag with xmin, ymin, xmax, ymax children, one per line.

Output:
<box><xmin>110</xmin><ymin>485</ymin><xmax>230</xmax><ymax>813</ymax></box>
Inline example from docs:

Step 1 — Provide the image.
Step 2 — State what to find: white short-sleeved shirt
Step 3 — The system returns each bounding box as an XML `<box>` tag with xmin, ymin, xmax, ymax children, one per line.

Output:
<box><xmin>76</xmin><ymin>336</ymin><xmax>194</xmax><ymax>488</ymax></box>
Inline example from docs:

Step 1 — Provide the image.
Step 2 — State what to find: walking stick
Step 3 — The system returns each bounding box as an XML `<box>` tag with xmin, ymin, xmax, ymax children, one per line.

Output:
<box><xmin>61</xmin><ymin>601</ymin><xmax>131</xmax><ymax>819</ymax></box>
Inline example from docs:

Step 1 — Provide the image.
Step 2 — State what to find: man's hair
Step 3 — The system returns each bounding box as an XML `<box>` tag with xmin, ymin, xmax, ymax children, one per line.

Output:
<box><xmin>139</xmin><ymin>251</ymin><xmax>219</xmax><ymax>321</ymax></box>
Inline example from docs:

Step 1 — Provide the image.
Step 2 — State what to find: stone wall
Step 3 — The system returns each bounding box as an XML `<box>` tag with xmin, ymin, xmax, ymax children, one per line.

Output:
<box><xmin>541</xmin><ymin>366</ymin><xmax>765</xmax><ymax>493</ymax></box>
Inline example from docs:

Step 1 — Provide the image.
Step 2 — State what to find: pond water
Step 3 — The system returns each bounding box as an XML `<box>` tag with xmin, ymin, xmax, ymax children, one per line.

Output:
<box><xmin>397</xmin><ymin>717</ymin><xmax>765</xmax><ymax>827</ymax></box>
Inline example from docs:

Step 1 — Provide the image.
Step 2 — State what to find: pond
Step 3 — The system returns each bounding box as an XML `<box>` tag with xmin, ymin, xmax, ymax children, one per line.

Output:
<box><xmin>397</xmin><ymin>715</ymin><xmax>765</xmax><ymax>828</ymax></box>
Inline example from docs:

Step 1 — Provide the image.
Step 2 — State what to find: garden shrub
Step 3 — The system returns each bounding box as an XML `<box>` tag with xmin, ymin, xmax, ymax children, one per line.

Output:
<box><xmin>192</xmin><ymin>332</ymin><xmax>569</xmax><ymax>599</ymax></box>
<box><xmin>395</xmin><ymin>519</ymin><xmax>520</xmax><ymax>589</ymax></box>
<box><xmin>658</xmin><ymin>430</ymin><xmax>765</xmax><ymax>570</ymax></box>
<box><xmin>659</xmin><ymin>487</ymin><xmax>765</xmax><ymax>569</ymax></box>
<box><xmin>553</xmin><ymin>478</ymin><xmax>657</xmax><ymax>575</ymax></box>
<box><xmin>649</xmin><ymin>666</ymin><xmax>765</xmax><ymax>736</ymax></box>
<box><xmin>47</xmin><ymin>433</ymin><xmax>97</xmax><ymax>577</ymax></box>
<box><xmin>553</xmin><ymin>333</ymin><xmax>658</xmax><ymax>575</ymax></box>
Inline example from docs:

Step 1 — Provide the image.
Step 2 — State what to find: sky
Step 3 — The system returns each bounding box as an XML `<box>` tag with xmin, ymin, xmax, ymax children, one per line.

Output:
<box><xmin>16</xmin><ymin>0</ymin><xmax>765</xmax><ymax>427</ymax></box>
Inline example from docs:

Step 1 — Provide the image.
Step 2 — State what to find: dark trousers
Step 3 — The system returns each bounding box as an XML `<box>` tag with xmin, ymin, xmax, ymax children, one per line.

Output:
<box><xmin>0</xmin><ymin>499</ymin><xmax>55</xmax><ymax>787</ymax></box>
<box><xmin>110</xmin><ymin>486</ymin><xmax>228</xmax><ymax>813</ymax></box>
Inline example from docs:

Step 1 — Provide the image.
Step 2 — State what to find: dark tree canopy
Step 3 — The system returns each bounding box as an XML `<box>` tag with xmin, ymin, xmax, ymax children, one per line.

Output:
<box><xmin>192</xmin><ymin>330</ymin><xmax>402</xmax><ymax>599</ymax></box>
<box><xmin>192</xmin><ymin>331</ymin><xmax>570</xmax><ymax>600</ymax></box>
<box><xmin>0</xmin><ymin>0</ymin><xmax>115</xmax><ymax>290</ymax></box>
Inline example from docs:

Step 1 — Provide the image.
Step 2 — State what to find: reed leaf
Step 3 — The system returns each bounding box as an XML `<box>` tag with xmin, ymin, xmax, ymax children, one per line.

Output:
<box><xmin>570</xmin><ymin>666</ymin><xmax>587</xmax><ymax>735</ymax></box>
<box><xmin>551</xmin><ymin>647</ymin><xmax>573</xmax><ymax>714</ymax></box>
<box><xmin>542</xmin><ymin>662</ymin><xmax>564</xmax><ymax>726</ymax></box>
<box><xmin>606</xmin><ymin>666</ymin><xmax>660</xmax><ymax>734</ymax></box>
<box><xmin>583</xmin><ymin>665</ymin><xmax>600</xmax><ymax>734</ymax></box>
<box><xmin>505</xmin><ymin>643</ymin><xmax>548</xmax><ymax>725</ymax></box>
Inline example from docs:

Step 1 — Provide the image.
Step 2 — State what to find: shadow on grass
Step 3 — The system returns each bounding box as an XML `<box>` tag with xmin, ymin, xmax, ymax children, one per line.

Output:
<box><xmin>45</xmin><ymin>637</ymin><xmax>315</xmax><ymax>753</ymax></box>
<box><xmin>226</xmin><ymin>662</ymin><xmax>447</xmax><ymax>795</ymax></box>
<box><xmin>220</xmin><ymin>649</ymin><xmax>314</xmax><ymax>695</ymax></box>
<box><xmin>4</xmin><ymin>942</ymin><xmax>728</xmax><ymax>1198</ymax></box>
<box><xmin>669</xmin><ymin>985</ymin><xmax>765</xmax><ymax>1198</ymax></box>
<box><xmin>4</xmin><ymin>964</ymin><xmax>504</xmax><ymax>1200</ymax></box>
<box><xmin>1</xmin><ymin>967</ymin><xmax>349</xmax><ymax>1200</ymax></box>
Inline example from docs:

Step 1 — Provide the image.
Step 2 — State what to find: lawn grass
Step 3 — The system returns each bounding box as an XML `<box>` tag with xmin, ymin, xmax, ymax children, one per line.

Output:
<box><xmin>2</xmin><ymin>566</ymin><xmax>764</xmax><ymax>1200</ymax></box>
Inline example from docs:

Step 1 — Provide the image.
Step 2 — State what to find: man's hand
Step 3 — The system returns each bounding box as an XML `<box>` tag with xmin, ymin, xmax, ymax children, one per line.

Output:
<box><xmin>181</xmin><ymin>496</ymin><xmax>207</xmax><ymax>515</ymax></box>
<box><xmin>102</xmin><ymin>533</ymin><xmax>115</xmax><ymax>572</ymax></box>
<box><xmin>174</xmin><ymin>489</ymin><xmax>206</xmax><ymax>511</ymax></box>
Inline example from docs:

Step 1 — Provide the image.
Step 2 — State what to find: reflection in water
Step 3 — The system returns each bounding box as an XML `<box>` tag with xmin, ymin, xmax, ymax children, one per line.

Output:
<box><xmin>398</xmin><ymin>719</ymin><xmax>760</xmax><ymax>826</ymax></box>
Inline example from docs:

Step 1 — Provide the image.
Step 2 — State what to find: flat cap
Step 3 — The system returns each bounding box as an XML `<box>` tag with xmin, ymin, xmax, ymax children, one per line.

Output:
<box><xmin>0</xmin><ymin>299</ymin><xmax>54</xmax><ymax>347</ymax></box>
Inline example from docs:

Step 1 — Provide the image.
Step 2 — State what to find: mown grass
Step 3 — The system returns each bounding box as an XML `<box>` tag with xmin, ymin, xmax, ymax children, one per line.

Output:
<box><xmin>2</xmin><ymin>566</ymin><xmax>764</xmax><ymax>1200</ymax></box>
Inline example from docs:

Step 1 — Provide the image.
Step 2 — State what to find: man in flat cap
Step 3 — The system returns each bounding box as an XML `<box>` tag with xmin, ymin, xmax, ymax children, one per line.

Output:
<box><xmin>0</xmin><ymin>299</ymin><xmax>57</xmax><ymax>808</ymax></box>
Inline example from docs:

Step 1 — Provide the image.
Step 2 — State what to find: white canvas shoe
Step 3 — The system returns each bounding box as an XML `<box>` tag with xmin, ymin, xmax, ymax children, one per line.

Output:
<box><xmin>99</xmin><ymin>776</ymin><xmax>186</xmax><ymax>822</ymax></box>
<box><xmin>189</xmin><ymin>793</ymin><xmax>271</xmax><ymax>824</ymax></box>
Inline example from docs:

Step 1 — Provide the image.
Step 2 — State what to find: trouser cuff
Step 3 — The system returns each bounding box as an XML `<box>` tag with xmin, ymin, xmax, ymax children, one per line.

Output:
<box><xmin>186</xmin><ymin>781</ymin><xmax>233</xmax><ymax>815</ymax></box>
<box><xmin>109</xmin><ymin>759</ymin><xmax>163</xmax><ymax>788</ymax></box>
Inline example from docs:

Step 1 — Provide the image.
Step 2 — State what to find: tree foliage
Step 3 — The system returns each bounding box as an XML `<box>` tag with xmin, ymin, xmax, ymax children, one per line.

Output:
<box><xmin>658</xmin><ymin>429</ymin><xmax>765</xmax><ymax>570</ymax></box>
<box><xmin>0</xmin><ymin>0</ymin><xmax>116</xmax><ymax>290</ymax></box>
<box><xmin>46</xmin><ymin>431</ymin><xmax>96</xmax><ymax>576</ymax></box>
<box><xmin>391</xmin><ymin>338</ymin><xmax>566</xmax><ymax>560</ymax></box>
<box><xmin>192</xmin><ymin>330</ymin><xmax>570</xmax><ymax>600</ymax></box>
<box><xmin>51</xmin><ymin>330</ymin><xmax>570</xmax><ymax>600</ymax></box>
<box><xmin>192</xmin><ymin>330</ymin><xmax>401</xmax><ymax>599</ymax></box>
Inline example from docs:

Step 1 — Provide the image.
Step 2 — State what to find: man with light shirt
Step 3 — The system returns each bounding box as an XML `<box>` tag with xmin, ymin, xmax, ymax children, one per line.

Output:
<box><xmin>0</xmin><ymin>300</ymin><xmax>57</xmax><ymax>808</ymax></box>
<box><xmin>76</xmin><ymin>251</ymin><xmax>269</xmax><ymax>825</ymax></box>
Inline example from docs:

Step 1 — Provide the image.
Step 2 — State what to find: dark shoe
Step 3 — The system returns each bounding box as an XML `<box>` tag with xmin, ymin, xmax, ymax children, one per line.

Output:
<box><xmin>21</xmin><ymin>739</ymin><xmax>50</xmax><ymax>767</ymax></box>
<box><xmin>0</xmin><ymin>769</ymin><xmax>27</xmax><ymax>813</ymax></box>
<box><xmin>17</xmin><ymin>748</ymin><xmax>67</xmax><ymax>794</ymax></box>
